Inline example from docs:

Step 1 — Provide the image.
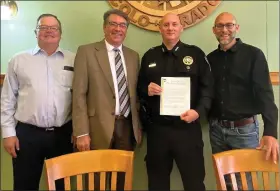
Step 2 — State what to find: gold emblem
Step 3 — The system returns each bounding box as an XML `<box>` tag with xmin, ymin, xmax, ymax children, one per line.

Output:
<box><xmin>183</xmin><ymin>56</ymin><xmax>193</xmax><ymax>66</ymax></box>
<box><xmin>108</xmin><ymin>0</ymin><xmax>221</xmax><ymax>31</ymax></box>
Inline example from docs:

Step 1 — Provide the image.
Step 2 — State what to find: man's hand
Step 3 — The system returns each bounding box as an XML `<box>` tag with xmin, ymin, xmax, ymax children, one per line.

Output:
<box><xmin>180</xmin><ymin>109</ymin><xmax>199</xmax><ymax>123</ymax></box>
<box><xmin>76</xmin><ymin>135</ymin><xmax>91</xmax><ymax>151</ymax></box>
<box><xmin>256</xmin><ymin>136</ymin><xmax>279</xmax><ymax>163</ymax></box>
<box><xmin>3</xmin><ymin>136</ymin><xmax>20</xmax><ymax>158</ymax></box>
<box><xmin>148</xmin><ymin>82</ymin><xmax>162</xmax><ymax>96</ymax></box>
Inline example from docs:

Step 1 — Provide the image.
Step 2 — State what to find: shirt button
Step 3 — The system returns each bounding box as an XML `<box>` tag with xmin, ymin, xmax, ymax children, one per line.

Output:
<box><xmin>221</xmin><ymin>101</ymin><xmax>224</xmax><ymax>104</ymax></box>
<box><xmin>223</xmin><ymin>77</ymin><xmax>225</xmax><ymax>81</ymax></box>
<box><xmin>221</xmin><ymin>89</ymin><xmax>225</xmax><ymax>91</ymax></box>
<box><xmin>113</xmin><ymin>96</ymin><xmax>115</xmax><ymax>99</ymax></box>
<box><xmin>222</xmin><ymin>114</ymin><xmax>225</xmax><ymax>116</ymax></box>
<box><xmin>111</xmin><ymin>111</ymin><xmax>115</xmax><ymax>115</ymax></box>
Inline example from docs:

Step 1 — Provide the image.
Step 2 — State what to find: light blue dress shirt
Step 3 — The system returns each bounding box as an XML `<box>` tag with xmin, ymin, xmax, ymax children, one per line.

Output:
<box><xmin>1</xmin><ymin>46</ymin><xmax>75</xmax><ymax>138</ymax></box>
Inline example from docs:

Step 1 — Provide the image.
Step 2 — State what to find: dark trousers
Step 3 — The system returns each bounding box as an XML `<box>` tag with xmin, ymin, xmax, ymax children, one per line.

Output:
<box><xmin>13</xmin><ymin>121</ymin><xmax>73</xmax><ymax>190</ymax></box>
<box><xmin>94</xmin><ymin>116</ymin><xmax>135</xmax><ymax>191</ymax></box>
<box><xmin>146</xmin><ymin>123</ymin><xmax>205</xmax><ymax>191</ymax></box>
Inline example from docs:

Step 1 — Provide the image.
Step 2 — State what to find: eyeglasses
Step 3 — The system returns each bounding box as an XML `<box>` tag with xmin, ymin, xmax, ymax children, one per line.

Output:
<box><xmin>214</xmin><ymin>23</ymin><xmax>236</xmax><ymax>30</ymax></box>
<box><xmin>107</xmin><ymin>21</ymin><xmax>128</xmax><ymax>29</ymax></box>
<box><xmin>36</xmin><ymin>25</ymin><xmax>60</xmax><ymax>31</ymax></box>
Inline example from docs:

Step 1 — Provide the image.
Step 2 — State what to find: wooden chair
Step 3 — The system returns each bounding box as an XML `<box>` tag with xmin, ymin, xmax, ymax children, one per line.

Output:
<box><xmin>45</xmin><ymin>149</ymin><xmax>134</xmax><ymax>190</ymax></box>
<box><xmin>212</xmin><ymin>149</ymin><xmax>279</xmax><ymax>190</ymax></box>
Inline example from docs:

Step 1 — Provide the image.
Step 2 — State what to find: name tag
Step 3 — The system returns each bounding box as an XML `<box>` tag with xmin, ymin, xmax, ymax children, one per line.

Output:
<box><xmin>149</xmin><ymin>63</ymin><xmax>156</xmax><ymax>68</ymax></box>
<box><xmin>63</xmin><ymin>66</ymin><xmax>74</xmax><ymax>71</ymax></box>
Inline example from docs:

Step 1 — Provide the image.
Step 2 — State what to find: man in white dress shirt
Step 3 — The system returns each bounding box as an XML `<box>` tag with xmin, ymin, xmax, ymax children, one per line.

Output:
<box><xmin>1</xmin><ymin>13</ymin><xmax>75</xmax><ymax>190</ymax></box>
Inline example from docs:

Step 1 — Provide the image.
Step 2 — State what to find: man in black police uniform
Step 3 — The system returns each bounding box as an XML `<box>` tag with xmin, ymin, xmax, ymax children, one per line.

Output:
<box><xmin>207</xmin><ymin>12</ymin><xmax>279</xmax><ymax>190</ymax></box>
<box><xmin>137</xmin><ymin>13</ymin><xmax>214</xmax><ymax>191</ymax></box>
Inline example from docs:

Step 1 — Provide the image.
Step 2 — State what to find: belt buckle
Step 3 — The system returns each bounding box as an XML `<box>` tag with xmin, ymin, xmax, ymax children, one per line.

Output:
<box><xmin>220</xmin><ymin>120</ymin><xmax>234</xmax><ymax>129</ymax></box>
<box><xmin>45</xmin><ymin>128</ymin><xmax>54</xmax><ymax>131</ymax></box>
<box><xmin>116</xmin><ymin>115</ymin><xmax>122</xmax><ymax>120</ymax></box>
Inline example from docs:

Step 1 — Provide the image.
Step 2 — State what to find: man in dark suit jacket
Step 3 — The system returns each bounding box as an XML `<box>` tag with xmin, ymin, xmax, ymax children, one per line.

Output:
<box><xmin>72</xmin><ymin>9</ymin><xmax>142</xmax><ymax>190</ymax></box>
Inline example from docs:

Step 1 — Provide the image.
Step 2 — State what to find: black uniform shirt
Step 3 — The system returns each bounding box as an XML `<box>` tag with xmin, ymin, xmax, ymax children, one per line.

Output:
<box><xmin>137</xmin><ymin>41</ymin><xmax>214</xmax><ymax>124</ymax></box>
<box><xmin>207</xmin><ymin>38</ymin><xmax>278</xmax><ymax>138</ymax></box>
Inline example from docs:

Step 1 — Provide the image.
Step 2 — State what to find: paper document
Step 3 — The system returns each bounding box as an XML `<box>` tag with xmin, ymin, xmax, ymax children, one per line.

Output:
<box><xmin>160</xmin><ymin>77</ymin><xmax>190</xmax><ymax>116</ymax></box>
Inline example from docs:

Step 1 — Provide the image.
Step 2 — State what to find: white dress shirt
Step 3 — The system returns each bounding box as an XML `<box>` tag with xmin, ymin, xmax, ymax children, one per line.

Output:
<box><xmin>105</xmin><ymin>40</ymin><xmax>128</xmax><ymax>115</ymax></box>
<box><xmin>1</xmin><ymin>46</ymin><xmax>75</xmax><ymax>138</ymax></box>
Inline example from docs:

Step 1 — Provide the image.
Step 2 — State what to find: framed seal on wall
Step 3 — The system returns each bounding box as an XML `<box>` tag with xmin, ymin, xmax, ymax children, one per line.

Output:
<box><xmin>108</xmin><ymin>0</ymin><xmax>221</xmax><ymax>31</ymax></box>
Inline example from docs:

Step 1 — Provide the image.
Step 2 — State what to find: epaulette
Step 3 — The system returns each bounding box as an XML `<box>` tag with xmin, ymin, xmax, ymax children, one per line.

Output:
<box><xmin>182</xmin><ymin>43</ymin><xmax>191</xmax><ymax>48</ymax></box>
<box><xmin>150</xmin><ymin>45</ymin><xmax>162</xmax><ymax>50</ymax></box>
<box><xmin>143</xmin><ymin>45</ymin><xmax>160</xmax><ymax>56</ymax></box>
<box><xmin>147</xmin><ymin>45</ymin><xmax>161</xmax><ymax>53</ymax></box>
<box><xmin>184</xmin><ymin>44</ymin><xmax>205</xmax><ymax>55</ymax></box>
<box><xmin>183</xmin><ymin>44</ymin><xmax>197</xmax><ymax>49</ymax></box>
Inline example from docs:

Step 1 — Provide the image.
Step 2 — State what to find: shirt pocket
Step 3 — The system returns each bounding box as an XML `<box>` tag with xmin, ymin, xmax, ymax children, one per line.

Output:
<box><xmin>177</xmin><ymin>66</ymin><xmax>197</xmax><ymax>77</ymax></box>
<box><xmin>176</xmin><ymin>60</ymin><xmax>198</xmax><ymax>77</ymax></box>
<box><xmin>146</xmin><ymin>63</ymin><xmax>161</xmax><ymax>84</ymax></box>
<box><xmin>59</xmin><ymin>69</ymin><xmax>74</xmax><ymax>88</ymax></box>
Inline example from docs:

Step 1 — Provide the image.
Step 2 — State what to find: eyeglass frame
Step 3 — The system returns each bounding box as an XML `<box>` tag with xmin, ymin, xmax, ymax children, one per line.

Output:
<box><xmin>214</xmin><ymin>23</ymin><xmax>237</xmax><ymax>30</ymax></box>
<box><xmin>107</xmin><ymin>21</ymin><xmax>128</xmax><ymax>29</ymax></box>
<box><xmin>36</xmin><ymin>25</ymin><xmax>61</xmax><ymax>32</ymax></box>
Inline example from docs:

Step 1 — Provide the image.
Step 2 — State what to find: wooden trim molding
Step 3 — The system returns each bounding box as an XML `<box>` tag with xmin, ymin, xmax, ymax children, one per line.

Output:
<box><xmin>270</xmin><ymin>72</ymin><xmax>279</xmax><ymax>85</ymax></box>
<box><xmin>0</xmin><ymin>74</ymin><xmax>4</xmax><ymax>86</ymax></box>
<box><xmin>0</xmin><ymin>72</ymin><xmax>279</xmax><ymax>86</ymax></box>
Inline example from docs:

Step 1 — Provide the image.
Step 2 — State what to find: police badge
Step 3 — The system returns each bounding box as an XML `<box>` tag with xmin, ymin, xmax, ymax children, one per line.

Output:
<box><xmin>183</xmin><ymin>56</ymin><xmax>193</xmax><ymax>70</ymax></box>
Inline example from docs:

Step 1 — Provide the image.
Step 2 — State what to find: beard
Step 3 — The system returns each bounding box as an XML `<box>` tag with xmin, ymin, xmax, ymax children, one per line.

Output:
<box><xmin>217</xmin><ymin>32</ymin><xmax>236</xmax><ymax>45</ymax></box>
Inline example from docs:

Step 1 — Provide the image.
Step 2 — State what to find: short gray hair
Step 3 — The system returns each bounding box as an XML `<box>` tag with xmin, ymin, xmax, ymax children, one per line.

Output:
<box><xmin>103</xmin><ymin>9</ymin><xmax>129</xmax><ymax>27</ymax></box>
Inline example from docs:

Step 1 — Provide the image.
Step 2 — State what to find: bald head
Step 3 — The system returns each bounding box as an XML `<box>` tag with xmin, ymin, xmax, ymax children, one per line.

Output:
<box><xmin>159</xmin><ymin>12</ymin><xmax>183</xmax><ymax>49</ymax></box>
<box><xmin>215</xmin><ymin>12</ymin><xmax>237</xmax><ymax>26</ymax></box>
<box><xmin>212</xmin><ymin>12</ymin><xmax>239</xmax><ymax>50</ymax></box>
<box><xmin>160</xmin><ymin>12</ymin><xmax>181</xmax><ymax>27</ymax></box>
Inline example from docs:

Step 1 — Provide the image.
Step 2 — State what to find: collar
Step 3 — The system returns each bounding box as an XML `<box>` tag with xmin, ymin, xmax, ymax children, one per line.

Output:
<box><xmin>32</xmin><ymin>45</ymin><xmax>64</xmax><ymax>56</ymax></box>
<box><xmin>105</xmin><ymin>40</ymin><xmax>123</xmax><ymax>53</ymax></box>
<box><xmin>218</xmin><ymin>38</ymin><xmax>242</xmax><ymax>52</ymax></box>
<box><xmin>161</xmin><ymin>41</ymin><xmax>183</xmax><ymax>56</ymax></box>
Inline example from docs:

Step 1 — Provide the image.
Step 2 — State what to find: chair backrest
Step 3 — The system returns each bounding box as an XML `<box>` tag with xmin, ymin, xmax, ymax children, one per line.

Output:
<box><xmin>45</xmin><ymin>149</ymin><xmax>134</xmax><ymax>190</ymax></box>
<box><xmin>212</xmin><ymin>149</ymin><xmax>279</xmax><ymax>190</ymax></box>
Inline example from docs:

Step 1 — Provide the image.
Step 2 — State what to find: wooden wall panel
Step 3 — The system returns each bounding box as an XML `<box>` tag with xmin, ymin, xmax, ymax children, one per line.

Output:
<box><xmin>0</xmin><ymin>72</ymin><xmax>279</xmax><ymax>86</ymax></box>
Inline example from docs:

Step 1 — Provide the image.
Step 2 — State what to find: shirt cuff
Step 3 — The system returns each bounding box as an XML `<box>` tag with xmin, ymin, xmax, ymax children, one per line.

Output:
<box><xmin>263</xmin><ymin>126</ymin><xmax>278</xmax><ymax>139</ymax></box>
<box><xmin>1</xmin><ymin>127</ymin><xmax>16</xmax><ymax>138</ymax></box>
<box><xmin>195</xmin><ymin>106</ymin><xmax>204</xmax><ymax>119</ymax></box>
<box><xmin>76</xmin><ymin>133</ymin><xmax>89</xmax><ymax>138</ymax></box>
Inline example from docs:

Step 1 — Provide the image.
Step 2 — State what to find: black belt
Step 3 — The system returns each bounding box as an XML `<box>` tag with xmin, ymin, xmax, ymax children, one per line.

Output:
<box><xmin>17</xmin><ymin>121</ymin><xmax>72</xmax><ymax>132</ymax></box>
<box><xmin>217</xmin><ymin>117</ymin><xmax>254</xmax><ymax>128</ymax></box>
<box><xmin>115</xmin><ymin>115</ymin><xmax>126</xmax><ymax>120</ymax></box>
<box><xmin>115</xmin><ymin>113</ymin><xmax>132</xmax><ymax>120</ymax></box>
